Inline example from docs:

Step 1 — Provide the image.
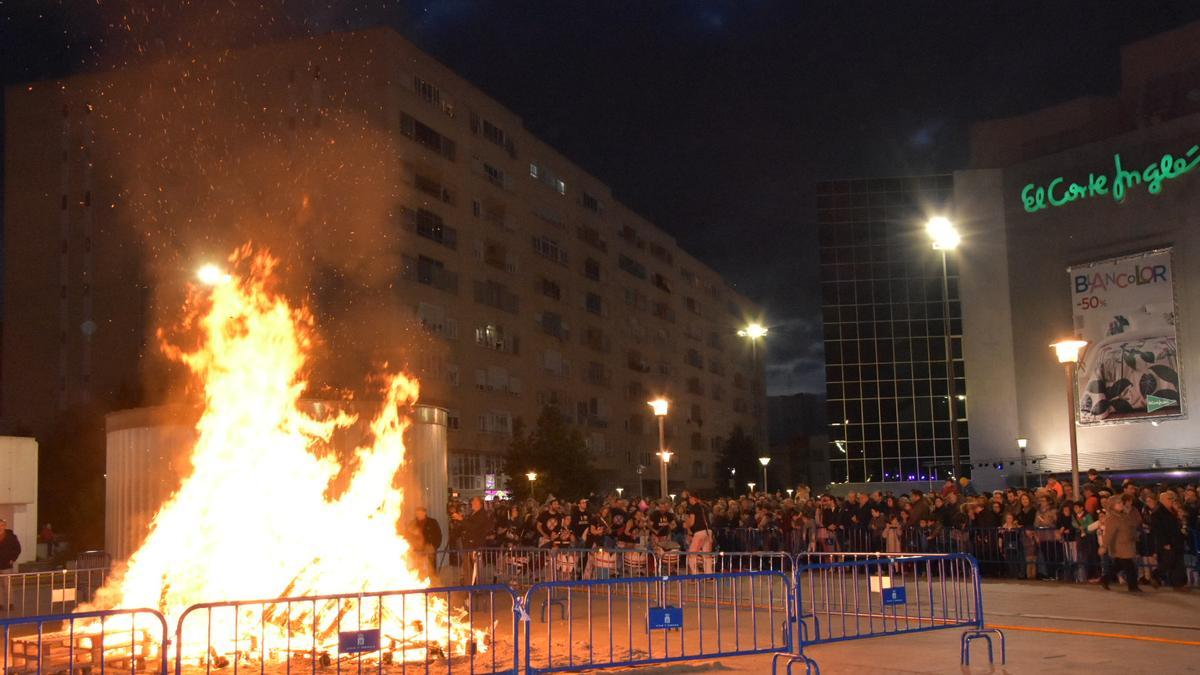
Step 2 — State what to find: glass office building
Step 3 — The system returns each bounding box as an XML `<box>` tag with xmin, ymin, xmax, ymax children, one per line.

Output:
<box><xmin>816</xmin><ymin>175</ymin><xmax>968</xmax><ymax>484</ymax></box>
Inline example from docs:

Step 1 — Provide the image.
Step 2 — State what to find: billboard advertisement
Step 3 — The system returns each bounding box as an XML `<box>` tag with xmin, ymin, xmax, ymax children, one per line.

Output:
<box><xmin>1069</xmin><ymin>248</ymin><xmax>1182</xmax><ymax>425</ymax></box>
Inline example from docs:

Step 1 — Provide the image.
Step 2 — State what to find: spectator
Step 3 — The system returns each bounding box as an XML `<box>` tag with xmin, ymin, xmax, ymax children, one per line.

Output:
<box><xmin>1101</xmin><ymin>496</ymin><xmax>1142</xmax><ymax>592</ymax></box>
<box><xmin>1152</xmin><ymin>490</ymin><xmax>1189</xmax><ymax>591</ymax></box>
<box><xmin>685</xmin><ymin>493</ymin><xmax>714</xmax><ymax>573</ymax></box>
<box><xmin>407</xmin><ymin>507</ymin><xmax>443</xmax><ymax>579</ymax></box>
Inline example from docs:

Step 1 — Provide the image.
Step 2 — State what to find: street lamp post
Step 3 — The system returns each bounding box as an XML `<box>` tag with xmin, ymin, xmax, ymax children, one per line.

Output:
<box><xmin>925</xmin><ymin>217</ymin><xmax>963</xmax><ymax>478</ymax></box>
<box><xmin>747</xmin><ymin>482</ymin><xmax>757</xmax><ymax>494</ymax></box>
<box><xmin>1051</xmin><ymin>340</ymin><xmax>1088</xmax><ymax>498</ymax></box>
<box><xmin>615</xmin><ymin>487</ymin><xmax>624</xmax><ymax>498</ymax></box>
<box><xmin>526</xmin><ymin>471</ymin><xmax>538</xmax><ymax>502</ymax></box>
<box><xmin>648</xmin><ymin>398</ymin><xmax>671</xmax><ymax>499</ymax></box>
<box><xmin>758</xmin><ymin>456</ymin><xmax>771</xmax><ymax>494</ymax></box>
<box><xmin>737</xmin><ymin>323</ymin><xmax>769</xmax><ymax>444</ymax></box>
<box><xmin>1016</xmin><ymin>438</ymin><xmax>1029</xmax><ymax>489</ymax></box>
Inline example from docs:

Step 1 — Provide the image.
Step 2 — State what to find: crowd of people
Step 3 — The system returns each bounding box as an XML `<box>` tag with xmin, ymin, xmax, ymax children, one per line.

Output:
<box><xmin>423</xmin><ymin>470</ymin><xmax>1200</xmax><ymax>592</ymax></box>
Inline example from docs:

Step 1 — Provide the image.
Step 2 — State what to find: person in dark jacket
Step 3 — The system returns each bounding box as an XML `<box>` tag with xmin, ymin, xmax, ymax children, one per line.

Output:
<box><xmin>408</xmin><ymin>507</ymin><xmax>443</xmax><ymax>580</ymax></box>
<box><xmin>456</xmin><ymin>498</ymin><xmax>493</xmax><ymax>583</ymax></box>
<box><xmin>0</xmin><ymin>521</ymin><xmax>20</xmax><ymax>610</ymax></box>
<box><xmin>0</xmin><ymin>522</ymin><xmax>19</xmax><ymax>572</ymax></box>
<box><xmin>1151</xmin><ymin>491</ymin><xmax>1189</xmax><ymax>591</ymax></box>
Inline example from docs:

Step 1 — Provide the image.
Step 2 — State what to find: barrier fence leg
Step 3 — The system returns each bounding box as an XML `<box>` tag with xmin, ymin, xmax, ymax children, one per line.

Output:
<box><xmin>961</xmin><ymin>628</ymin><xmax>1005</xmax><ymax>666</ymax></box>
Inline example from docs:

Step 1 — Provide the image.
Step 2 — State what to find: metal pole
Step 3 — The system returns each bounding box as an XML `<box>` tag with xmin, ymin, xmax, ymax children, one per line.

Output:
<box><xmin>1020</xmin><ymin>446</ymin><xmax>1028</xmax><ymax>490</ymax></box>
<box><xmin>940</xmin><ymin>250</ymin><xmax>962</xmax><ymax>478</ymax></box>
<box><xmin>750</xmin><ymin>337</ymin><xmax>761</xmax><ymax>446</ymax></box>
<box><xmin>1065</xmin><ymin>362</ymin><xmax>1081</xmax><ymax>499</ymax></box>
<box><xmin>762</xmin><ymin>464</ymin><xmax>768</xmax><ymax>493</ymax></box>
<box><xmin>658</xmin><ymin>415</ymin><xmax>668</xmax><ymax>499</ymax></box>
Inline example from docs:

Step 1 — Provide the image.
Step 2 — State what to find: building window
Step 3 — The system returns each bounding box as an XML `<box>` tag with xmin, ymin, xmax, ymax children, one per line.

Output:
<box><xmin>652</xmin><ymin>273</ymin><xmax>672</xmax><ymax>293</ymax></box>
<box><xmin>538</xmin><ymin>312</ymin><xmax>567</xmax><ymax>340</ymax></box>
<box><xmin>584</xmin><ymin>362</ymin><xmax>610</xmax><ymax>387</ymax></box>
<box><xmin>584</xmin><ymin>258</ymin><xmax>601</xmax><ymax>282</ymax></box>
<box><xmin>413</xmin><ymin>173</ymin><xmax>454</xmax><ymax>204</ymax></box>
<box><xmin>687</xmin><ymin>377</ymin><xmax>705</xmax><ymax>396</ymax></box>
<box><xmin>582</xmin><ymin>326</ymin><xmax>609</xmax><ymax>353</ymax></box>
<box><xmin>581</xmin><ymin>192</ymin><xmax>600</xmax><ymax>212</ymax></box>
<box><xmin>627</xmin><ymin>350</ymin><xmax>650</xmax><ymax>373</ymax></box>
<box><xmin>478</xmin><ymin>411</ymin><xmax>513</xmax><ymax>434</ymax></box>
<box><xmin>529</xmin><ymin>161</ymin><xmax>540</xmax><ymax>178</ymax></box>
<box><xmin>400</xmin><ymin>112</ymin><xmax>456</xmax><ymax>160</ymax></box>
<box><xmin>409</xmin><ymin>255</ymin><xmax>457</xmax><ymax>293</ymax></box>
<box><xmin>416</xmin><ymin>302</ymin><xmax>457</xmax><ymax>339</ymax></box>
<box><xmin>685</xmin><ymin>349</ymin><xmax>704</xmax><ymax>369</ymax></box>
<box><xmin>471</xmin><ymin>114</ymin><xmax>516</xmax><ymax>156</ymax></box>
<box><xmin>483</xmin><ymin>162</ymin><xmax>506</xmax><ymax>188</ymax></box>
<box><xmin>408</xmin><ymin>208</ymin><xmax>457</xmax><ymax>249</ymax></box>
<box><xmin>652</xmin><ymin>301</ymin><xmax>675</xmax><ymax>322</ymax></box>
<box><xmin>540</xmin><ymin>277</ymin><xmax>562</xmax><ymax>301</ymax></box>
<box><xmin>532</xmin><ymin>235</ymin><xmax>569</xmax><ymax>265</ymax></box>
<box><xmin>585</xmin><ymin>292</ymin><xmax>604</xmax><ymax>316</ymax></box>
<box><xmin>473</xmin><ymin>280</ymin><xmax>519</xmax><ymax>314</ymax></box>
<box><xmin>618</xmin><ymin>255</ymin><xmax>647</xmax><ymax>280</ymax></box>
<box><xmin>649</xmin><ymin>242</ymin><xmax>674</xmax><ymax>264</ymax></box>
<box><xmin>475</xmin><ymin>324</ymin><xmax>516</xmax><ymax>353</ymax></box>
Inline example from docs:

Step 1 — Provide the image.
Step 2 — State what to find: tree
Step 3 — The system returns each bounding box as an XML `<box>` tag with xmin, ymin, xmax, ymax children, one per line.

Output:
<box><xmin>716</xmin><ymin>425</ymin><xmax>761</xmax><ymax>495</ymax></box>
<box><xmin>502</xmin><ymin>407</ymin><xmax>597</xmax><ymax>501</ymax></box>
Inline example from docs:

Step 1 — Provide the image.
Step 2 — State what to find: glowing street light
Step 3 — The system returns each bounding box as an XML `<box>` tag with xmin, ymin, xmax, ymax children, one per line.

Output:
<box><xmin>737</xmin><ymin>323</ymin><xmax>769</xmax><ymax>340</ymax></box>
<box><xmin>197</xmin><ymin>263</ymin><xmax>230</xmax><ymax>286</ymax></box>
<box><xmin>1051</xmin><ymin>339</ymin><xmax>1088</xmax><ymax>497</ymax></box>
<box><xmin>526</xmin><ymin>471</ymin><xmax>538</xmax><ymax>501</ymax></box>
<box><xmin>926</xmin><ymin>216</ymin><xmax>963</xmax><ymax>478</ymax></box>
<box><xmin>648</xmin><ymin>398</ymin><xmax>671</xmax><ymax>498</ymax></box>
<box><xmin>747</xmin><ymin>482</ymin><xmax>757</xmax><ymax>493</ymax></box>
<box><xmin>786</xmin><ymin>488</ymin><xmax>794</xmax><ymax>498</ymax></box>
<box><xmin>758</xmin><ymin>456</ymin><xmax>771</xmax><ymax>493</ymax></box>
<box><xmin>1017</xmin><ymin>437</ymin><xmax>1029</xmax><ymax>489</ymax></box>
<box><xmin>925</xmin><ymin>216</ymin><xmax>961</xmax><ymax>251</ymax></box>
<box><xmin>615</xmin><ymin>487</ymin><xmax>624</xmax><ymax>498</ymax></box>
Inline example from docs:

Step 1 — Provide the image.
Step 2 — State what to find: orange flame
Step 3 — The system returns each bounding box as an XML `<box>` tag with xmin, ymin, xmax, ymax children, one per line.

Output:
<box><xmin>90</xmin><ymin>246</ymin><xmax>483</xmax><ymax>664</ymax></box>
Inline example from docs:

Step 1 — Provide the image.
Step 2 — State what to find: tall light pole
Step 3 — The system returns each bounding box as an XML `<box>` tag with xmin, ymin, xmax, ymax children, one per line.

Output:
<box><xmin>758</xmin><ymin>456</ymin><xmax>771</xmax><ymax>493</ymax></box>
<box><xmin>1016</xmin><ymin>438</ymin><xmax>1029</xmax><ymax>490</ymax></box>
<box><xmin>1051</xmin><ymin>340</ymin><xmax>1088</xmax><ymax>499</ymax></box>
<box><xmin>925</xmin><ymin>217</ymin><xmax>962</xmax><ymax>479</ymax></box>
<box><xmin>526</xmin><ymin>471</ymin><xmax>538</xmax><ymax>502</ymax></box>
<box><xmin>648</xmin><ymin>398</ymin><xmax>671</xmax><ymax>499</ymax></box>
<box><xmin>737</xmin><ymin>323</ymin><xmax>769</xmax><ymax>445</ymax></box>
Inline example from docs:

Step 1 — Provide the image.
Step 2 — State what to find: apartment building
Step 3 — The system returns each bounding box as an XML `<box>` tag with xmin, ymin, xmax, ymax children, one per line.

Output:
<box><xmin>2</xmin><ymin>28</ymin><xmax>765</xmax><ymax>495</ymax></box>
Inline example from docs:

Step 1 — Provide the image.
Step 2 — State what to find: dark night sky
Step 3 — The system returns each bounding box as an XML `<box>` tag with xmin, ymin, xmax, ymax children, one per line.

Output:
<box><xmin>5</xmin><ymin>0</ymin><xmax>1200</xmax><ymax>395</ymax></box>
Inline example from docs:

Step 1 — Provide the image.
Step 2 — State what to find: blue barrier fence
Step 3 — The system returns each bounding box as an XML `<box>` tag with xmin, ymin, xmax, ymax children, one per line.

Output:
<box><xmin>0</xmin><ymin>553</ymin><xmax>1004</xmax><ymax>674</ymax></box>
<box><xmin>0</xmin><ymin>607</ymin><xmax>169</xmax><ymax>675</ymax></box>
<box><xmin>174</xmin><ymin>584</ymin><xmax>519</xmax><ymax>675</ymax></box>
<box><xmin>521</xmin><ymin>571</ymin><xmax>794</xmax><ymax>675</ymax></box>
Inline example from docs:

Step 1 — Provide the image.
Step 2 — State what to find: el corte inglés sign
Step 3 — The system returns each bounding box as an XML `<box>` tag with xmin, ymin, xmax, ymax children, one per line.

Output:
<box><xmin>1021</xmin><ymin>143</ymin><xmax>1199</xmax><ymax>213</ymax></box>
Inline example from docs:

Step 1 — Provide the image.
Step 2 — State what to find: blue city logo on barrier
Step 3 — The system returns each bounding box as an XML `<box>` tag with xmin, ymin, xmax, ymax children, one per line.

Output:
<box><xmin>882</xmin><ymin>587</ymin><xmax>907</xmax><ymax>606</ymax></box>
<box><xmin>648</xmin><ymin>606</ymin><xmax>684</xmax><ymax>630</ymax></box>
<box><xmin>338</xmin><ymin>628</ymin><xmax>381</xmax><ymax>654</ymax></box>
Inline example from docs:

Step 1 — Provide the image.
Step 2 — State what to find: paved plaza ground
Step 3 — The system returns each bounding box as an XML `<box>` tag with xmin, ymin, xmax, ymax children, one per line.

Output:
<box><xmin>611</xmin><ymin>579</ymin><xmax>1200</xmax><ymax>674</ymax></box>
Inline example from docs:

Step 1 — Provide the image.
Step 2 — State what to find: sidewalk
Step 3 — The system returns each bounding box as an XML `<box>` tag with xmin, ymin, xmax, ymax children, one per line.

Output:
<box><xmin>656</xmin><ymin>579</ymin><xmax>1200</xmax><ymax>674</ymax></box>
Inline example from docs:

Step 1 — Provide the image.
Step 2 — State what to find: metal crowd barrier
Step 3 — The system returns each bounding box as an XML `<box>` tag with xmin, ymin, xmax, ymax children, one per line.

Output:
<box><xmin>0</xmin><ymin>607</ymin><xmax>168</xmax><ymax>675</ymax></box>
<box><xmin>174</xmin><ymin>584</ymin><xmax>519</xmax><ymax>675</ymax></box>
<box><xmin>522</xmin><ymin>570</ymin><xmax>793</xmax><ymax>674</ymax></box>
<box><xmin>0</xmin><ymin>567</ymin><xmax>110</xmax><ymax>618</ymax></box>
<box><xmin>776</xmin><ymin>552</ymin><xmax>1003</xmax><ymax>672</ymax></box>
<box><xmin>436</xmin><ymin>547</ymin><xmax>798</xmax><ymax>586</ymax></box>
<box><xmin>435</xmin><ymin>547</ymin><xmax>662</xmax><ymax>587</ymax></box>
